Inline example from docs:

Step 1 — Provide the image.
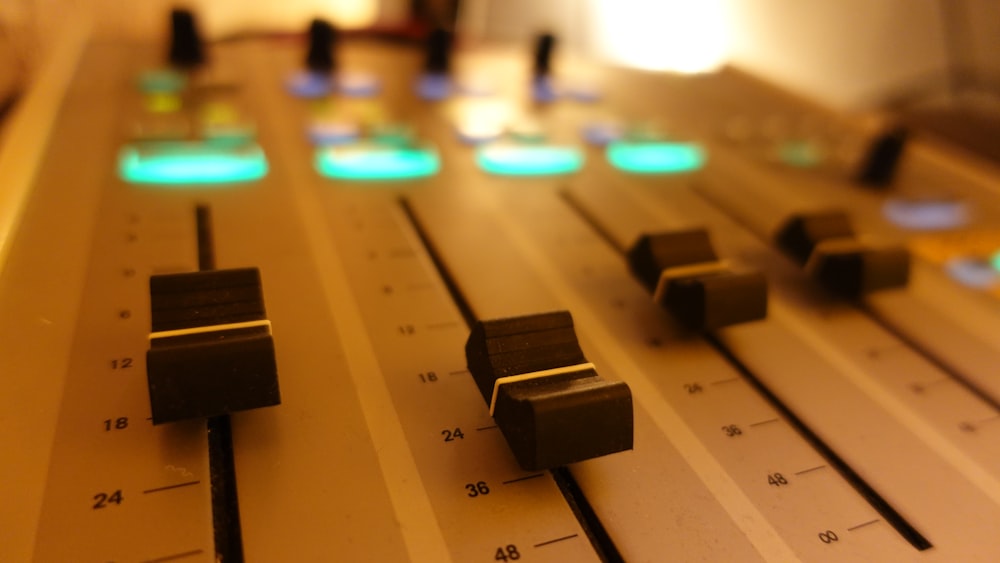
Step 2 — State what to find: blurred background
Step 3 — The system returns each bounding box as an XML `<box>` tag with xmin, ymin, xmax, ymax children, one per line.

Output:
<box><xmin>1</xmin><ymin>1</ymin><xmax>999</xmax><ymax>119</ymax></box>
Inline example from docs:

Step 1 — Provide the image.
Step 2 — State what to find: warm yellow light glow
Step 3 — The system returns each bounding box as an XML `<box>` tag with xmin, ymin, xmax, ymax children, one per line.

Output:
<box><xmin>77</xmin><ymin>0</ymin><xmax>378</xmax><ymax>41</ymax></box>
<box><xmin>200</xmin><ymin>0</ymin><xmax>377</xmax><ymax>35</ymax></box>
<box><xmin>590</xmin><ymin>0</ymin><xmax>729</xmax><ymax>73</ymax></box>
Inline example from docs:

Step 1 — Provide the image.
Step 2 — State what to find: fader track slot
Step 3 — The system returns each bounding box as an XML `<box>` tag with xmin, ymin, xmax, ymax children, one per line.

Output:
<box><xmin>704</xmin><ymin>335</ymin><xmax>933</xmax><ymax>551</ymax></box>
<box><xmin>400</xmin><ymin>196</ymin><xmax>625</xmax><ymax>562</ymax></box>
<box><xmin>194</xmin><ymin>205</ymin><xmax>245</xmax><ymax>563</ymax></box>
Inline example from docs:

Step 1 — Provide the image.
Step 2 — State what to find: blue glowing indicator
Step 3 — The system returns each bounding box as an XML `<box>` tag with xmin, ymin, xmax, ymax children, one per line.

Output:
<box><xmin>416</xmin><ymin>74</ymin><xmax>451</xmax><ymax>101</ymax></box>
<box><xmin>607</xmin><ymin>141</ymin><xmax>705</xmax><ymax>174</ymax></box>
<box><xmin>476</xmin><ymin>144</ymin><xmax>583</xmax><ymax>176</ymax></box>
<box><xmin>581</xmin><ymin>122</ymin><xmax>624</xmax><ymax>146</ymax></box>
<box><xmin>315</xmin><ymin>144</ymin><xmax>439</xmax><ymax>180</ymax></box>
<box><xmin>532</xmin><ymin>78</ymin><xmax>559</xmax><ymax>103</ymax></box>
<box><xmin>119</xmin><ymin>143</ymin><xmax>268</xmax><ymax>185</ymax></box>
<box><xmin>944</xmin><ymin>257</ymin><xmax>999</xmax><ymax>289</ymax></box>
<box><xmin>883</xmin><ymin>198</ymin><xmax>968</xmax><ymax>231</ymax></box>
<box><xmin>286</xmin><ymin>71</ymin><xmax>333</xmax><ymax>98</ymax></box>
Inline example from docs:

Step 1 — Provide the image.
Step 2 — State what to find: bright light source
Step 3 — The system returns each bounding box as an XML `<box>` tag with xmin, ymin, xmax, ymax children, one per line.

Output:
<box><xmin>589</xmin><ymin>0</ymin><xmax>729</xmax><ymax>73</ymax></box>
<box><xmin>607</xmin><ymin>141</ymin><xmax>705</xmax><ymax>174</ymax></box>
<box><xmin>315</xmin><ymin>144</ymin><xmax>440</xmax><ymax>180</ymax></box>
<box><xmin>476</xmin><ymin>144</ymin><xmax>584</xmax><ymax>176</ymax></box>
<box><xmin>119</xmin><ymin>142</ymin><xmax>267</xmax><ymax>185</ymax></box>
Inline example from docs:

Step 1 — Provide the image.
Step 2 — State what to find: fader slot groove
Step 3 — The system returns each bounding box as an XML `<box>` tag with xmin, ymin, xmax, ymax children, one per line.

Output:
<box><xmin>400</xmin><ymin>196</ymin><xmax>626</xmax><ymax>562</ymax></box>
<box><xmin>194</xmin><ymin>205</ymin><xmax>245</xmax><ymax>563</ymax></box>
<box><xmin>704</xmin><ymin>334</ymin><xmax>933</xmax><ymax>551</ymax></box>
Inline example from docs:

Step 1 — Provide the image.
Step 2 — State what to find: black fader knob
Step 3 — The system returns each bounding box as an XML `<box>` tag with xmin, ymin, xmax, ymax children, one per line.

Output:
<box><xmin>465</xmin><ymin>311</ymin><xmax>633</xmax><ymax>471</ymax></box>
<box><xmin>856</xmin><ymin>126</ymin><xmax>908</xmax><ymax>188</ymax></box>
<box><xmin>533</xmin><ymin>32</ymin><xmax>556</xmax><ymax>80</ymax></box>
<box><xmin>424</xmin><ymin>27</ymin><xmax>453</xmax><ymax>76</ymax></box>
<box><xmin>168</xmin><ymin>8</ymin><xmax>206</xmax><ymax>68</ymax></box>
<box><xmin>628</xmin><ymin>230</ymin><xmax>767</xmax><ymax>331</ymax></box>
<box><xmin>305</xmin><ymin>18</ymin><xmax>338</xmax><ymax>74</ymax></box>
<box><xmin>146</xmin><ymin>268</ymin><xmax>281</xmax><ymax>425</ymax></box>
<box><xmin>775</xmin><ymin>211</ymin><xmax>910</xmax><ymax>297</ymax></box>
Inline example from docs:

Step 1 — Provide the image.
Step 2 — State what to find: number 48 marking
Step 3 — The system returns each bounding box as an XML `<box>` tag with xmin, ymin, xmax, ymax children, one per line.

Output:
<box><xmin>495</xmin><ymin>544</ymin><xmax>520</xmax><ymax>560</ymax></box>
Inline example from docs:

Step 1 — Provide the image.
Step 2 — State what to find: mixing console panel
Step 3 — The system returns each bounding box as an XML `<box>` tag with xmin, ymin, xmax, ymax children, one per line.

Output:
<box><xmin>3</xmin><ymin>15</ymin><xmax>1000</xmax><ymax>562</ymax></box>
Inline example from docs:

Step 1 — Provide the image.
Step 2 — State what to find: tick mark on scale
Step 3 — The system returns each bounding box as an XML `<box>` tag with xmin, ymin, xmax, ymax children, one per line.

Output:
<box><xmin>710</xmin><ymin>377</ymin><xmax>739</xmax><ymax>386</ymax></box>
<box><xmin>142</xmin><ymin>480</ymin><xmax>201</xmax><ymax>494</ymax></box>
<box><xmin>141</xmin><ymin>548</ymin><xmax>205</xmax><ymax>563</ymax></box>
<box><xmin>502</xmin><ymin>473</ymin><xmax>545</xmax><ymax>485</ymax></box>
<box><xmin>847</xmin><ymin>519</ymin><xmax>880</xmax><ymax>532</ymax></box>
<box><xmin>533</xmin><ymin>534</ymin><xmax>579</xmax><ymax>548</ymax></box>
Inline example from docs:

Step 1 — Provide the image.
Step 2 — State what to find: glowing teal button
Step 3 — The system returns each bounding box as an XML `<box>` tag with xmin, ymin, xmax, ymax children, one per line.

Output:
<box><xmin>992</xmin><ymin>251</ymin><xmax>1000</xmax><ymax>273</ymax></box>
<box><xmin>607</xmin><ymin>141</ymin><xmax>705</xmax><ymax>174</ymax></box>
<box><xmin>316</xmin><ymin>144</ymin><xmax>439</xmax><ymax>180</ymax></box>
<box><xmin>119</xmin><ymin>142</ymin><xmax>267</xmax><ymax>185</ymax></box>
<box><xmin>476</xmin><ymin>144</ymin><xmax>583</xmax><ymax>176</ymax></box>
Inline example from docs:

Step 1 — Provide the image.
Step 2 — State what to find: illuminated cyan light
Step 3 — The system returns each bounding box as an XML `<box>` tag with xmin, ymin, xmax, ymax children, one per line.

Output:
<box><xmin>991</xmin><ymin>251</ymin><xmax>1000</xmax><ymax>273</ymax></box>
<box><xmin>883</xmin><ymin>198</ymin><xmax>969</xmax><ymax>231</ymax></box>
<box><xmin>476</xmin><ymin>144</ymin><xmax>583</xmax><ymax>176</ymax></box>
<box><xmin>315</xmin><ymin>144</ymin><xmax>439</xmax><ymax>180</ymax></box>
<box><xmin>607</xmin><ymin>141</ymin><xmax>705</xmax><ymax>174</ymax></box>
<box><xmin>589</xmin><ymin>0</ymin><xmax>728</xmax><ymax>73</ymax></box>
<box><xmin>119</xmin><ymin>143</ymin><xmax>268</xmax><ymax>185</ymax></box>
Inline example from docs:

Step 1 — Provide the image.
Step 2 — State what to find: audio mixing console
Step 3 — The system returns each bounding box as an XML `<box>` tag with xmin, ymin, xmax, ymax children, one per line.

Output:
<box><xmin>3</xmin><ymin>11</ymin><xmax>1000</xmax><ymax>562</ymax></box>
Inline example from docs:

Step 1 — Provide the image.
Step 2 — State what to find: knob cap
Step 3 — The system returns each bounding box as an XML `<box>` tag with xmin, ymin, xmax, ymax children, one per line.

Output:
<box><xmin>856</xmin><ymin>126</ymin><xmax>908</xmax><ymax>187</ymax></box>
<box><xmin>424</xmin><ymin>27</ymin><xmax>453</xmax><ymax>75</ymax></box>
<box><xmin>775</xmin><ymin>211</ymin><xmax>854</xmax><ymax>265</ymax></box>
<box><xmin>146</xmin><ymin>268</ymin><xmax>281</xmax><ymax>424</ymax></box>
<box><xmin>168</xmin><ymin>9</ymin><xmax>206</xmax><ymax>68</ymax></box>
<box><xmin>775</xmin><ymin>211</ymin><xmax>910</xmax><ymax>297</ymax></box>
<box><xmin>533</xmin><ymin>33</ymin><xmax>556</xmax><ymax>79</ymax></box>
<box><xmin>305</xmin><ymin>18</ymin><xmax>338</xmax><ymax>74</ymax></box>
<box><xmin>628</xmin><ymin>230</ymin><xmax>767</xmax><ymax>330</ymax></box>
<box><xmin>465</xmin><ymin>311</ymin><xmax>632</xmax><ymax>470</ymax></box>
